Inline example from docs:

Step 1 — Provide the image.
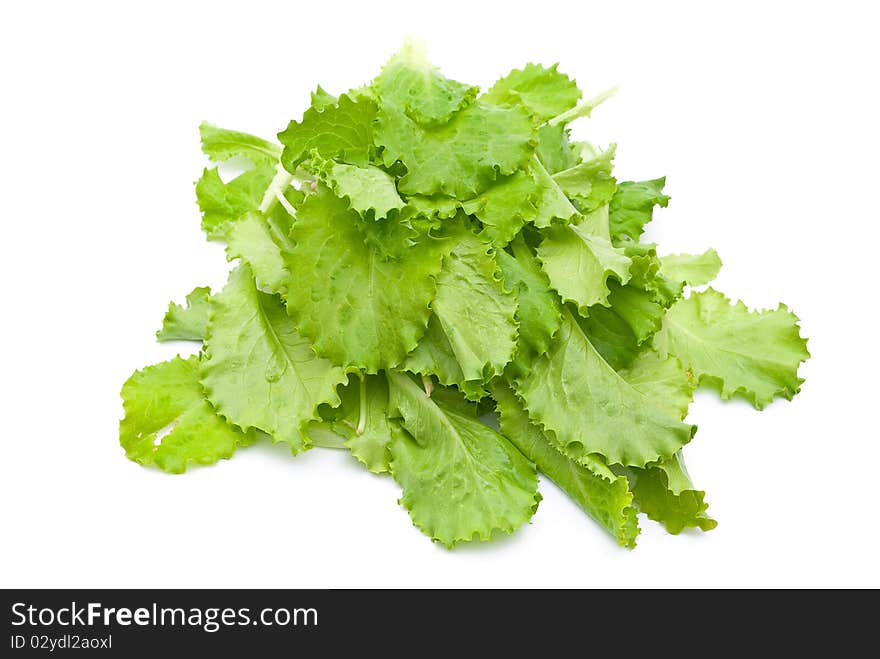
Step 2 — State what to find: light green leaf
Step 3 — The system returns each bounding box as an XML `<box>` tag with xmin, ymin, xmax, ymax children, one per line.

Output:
<box><xmin>404</xmin><ymin>316</ymin><xmax>487</xmax><ymax>401</ymax></box>
<box><xmin>608</xmin><ymin>178</ymin><xmax>670</xmax><ymax>243</ymax></box>
<box><xmin>660</xmin><ymin>248</ymin><xmax>722</xmax><ymax>286</ymax></box>
<box><xmin>120</xmin><ymin>355</ymin><xmax>254</xmax><ymax>474</ymax></box>
<box><xmin>428</xmin><ymin>227</ymin><xmax>518</xmax><ymax>381</ymax></box>
<box><xmin>201</xmin><ymin>265</ymin><xmax>347</xmax><ymax>453</ymax></box>
<box><xmin>653</xmin><ymin>288</ymin><xmax>809</xmax><ymax>409</ymax></box>
<box><xmin>344</xmin><ymin>375</ymin><xmax>396</xmax><ymax>473</ymax></box>
<box><xmin>573</xmin><ymin>175</ymin><xmax>617</xmax><ymax>214</ymax></box>
<box><xmin>576</xmin><ymin>245</ymin><xmax>681</xmax><ymax>368</ymax></box>
<box><xmin>310</xmin><ymin>85</ymin><xmax>338</xmax><ymax>110</ymax></box>
<box><xmin>625</xmin><ymin>242</ymin><xmax>684</xmax><ymax>307</ymax></box>
<box><xmin>575</xmin><ymin>303</ymin><xmax>641</xmax><ymax>371</ymax></box>
<box><xmin>537</xmin><ymin>207</ymin><xmax>631</xmax><ymax>312</ymax></box>
<box><xmin>374</xmin><ymin>41</ymin><xmax>478</xmax><ymax>125</ymax></box>
<box><xmin>195</xmin><ymin>163</ymin><xmax>277</xmax><ymax>241</ymax></box>
<box><xmin>495</xmin><ymin>237</ymin><xmax>561</xmax><ymax>362</ymax></box>
<box><xmin>483</xmin><ymin>63</ymin><xmax>581</xmax><ymax>123</ymax></box>
<box><xmin>226</xmin><ymin>206</ymin><xmax>295</xmax><ymax>296</ymax></box>
<box><xmin>493</xmin><ymin>383</ymin><xmax>639</xmax><ymax>547</ymax></box>
<box><xmin>552</xmin><ymin>143</ymin><xmax>616</xmax><ymax>197</ymax></box>
<box><xmin>283</xmin><ymin>186</ymin><xmax>448</xmax><ymax>372</ymax></box>
<box><xmin>546</xmin><ymin>86</ymin><xmax>619</xmax><ymax>127</ymax></box>
<box><xmin>630</xmin><ymin>453</ymin><xmax>717</xmax><ymax>534</ymax></box>
<box><xmin>535</xmin><ymin>124</ymin><xmax>578</xmax><ymax>174</ymax></box>
<box><xmin>156</xmin><ymin>286</ymin><xmax>212</xmax><ymax>342</ymax></box>
<box><xmin>530</xmin><ymin>157</ymin><xmax>578</xmax><ymax>227</ymax></box>
<box><xmin>278</xmin><ymin>94</ymin><xmax>376</xmax><ymax>171</ymax></box>
<box><xmin>621</xmin><ymin>350</ymin><xmax>695</xmax><ymax>420</ymax></box>
<box><xmin>462</xmin><ymin>170</ymin><xmax>538</xmax><ymax>247</ymax></box>
<box><xmin>198</xmin><ymin>122</ymin><xmax>280</xmax><ymax>163</ymax></box>
<box><xmin>513</xmin><ymin>310</ymin><xmax>695</xmax><ymax>467</ymax></box>
<box><xmin>553</xmin><ymin>143</ymin><xmax>617</xmax><ymax>213</ymax></box>
<box><xmin>404</xmin><ymin>194</ymin><xmax>461</xmax><ymax>220</ymax></box>
<box><xmin>387</xmin><ymin>372</ymin><xmax>539</xmax><ymax>548</ymax></box>
<box><xmin>376</xmin><ymin>101</ymin><xmax>535</xmax><ymax>199</ymax></box>
<box><xmin>604</xmin><ymin>283</ymin><xmax>667</xmax><ymax>344</ymax></box>
<box><xmin>311</xmin><ymin>374</ymin><xmax>395</xmax><ymax>474</ymax></box>
<box><xmin>314</xmin><ymin>158</ymin><xmax>405</xmax><ymax>220</ymax></box>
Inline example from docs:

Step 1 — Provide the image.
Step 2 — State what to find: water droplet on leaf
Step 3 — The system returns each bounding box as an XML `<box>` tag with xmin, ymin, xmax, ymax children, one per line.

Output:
<box><xmin>265</xmin><ymin>352</ymin><xmax>287</xmax><ymax>382</ymax></box>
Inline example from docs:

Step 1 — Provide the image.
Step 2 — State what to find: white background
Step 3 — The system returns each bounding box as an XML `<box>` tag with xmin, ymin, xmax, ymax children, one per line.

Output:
<box><xmin>2</xmin><ymin>0</ymin><xmax>878</xmax><ymax>588</ymax></box>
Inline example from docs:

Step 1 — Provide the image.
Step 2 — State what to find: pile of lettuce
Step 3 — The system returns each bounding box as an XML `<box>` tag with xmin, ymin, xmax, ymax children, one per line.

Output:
<box><xmin>120</xmin><ymin>44</ymin><xmax>809</xmax><ymax>548</ymax></box>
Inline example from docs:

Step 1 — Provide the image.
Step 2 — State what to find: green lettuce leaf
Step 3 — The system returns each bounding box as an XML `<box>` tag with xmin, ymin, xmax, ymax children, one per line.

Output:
<box><xmin>535</xmin><ymin>124</ymin><xmax>578</xmax><ymax>175</ymax></box>
<box><xmin>495</xmin><ymin>237</ymin><xmax>561</xmax><ymax>367</ymax></box>
<box><xmin>403</xmin><ymin>317</ymin><xmax>488</xmax><ymax>401</ymax></box>
<box><xmin>310</xmin><ymin>374</ymin><xmax>395</xmax><ymax>474</ymax></box>
<box><xmin>653</xmin><ymin>288</ymin><xmax>810</xmax><ymax>409</ymax></box>
<box><xmin>310</xmin><ymin>85</ymin><xmax>338</xmax><ymax>110</ymax></box>
<box><xmin>484</xmin><ymin>63</ymin><xmax>581</xmax><ymax>123</ymax></box>
<box><xmin>283</xmin><ymin>186</ymin><xmax>448</xmax><ymax>372</ymax></box>
<box><xmin>513</xmin><ymin>310</ymin><xmax>695</xmax><ymax>467</ymax></box>
<box><xmin>575</xmin><ymin>304</ymin><xmax>641</xmax><ymax>371</ymax></box>
<box><xmin>342</xmin><ymin>375</ymin><xmax>396</xmax><ymax>473</ymax></box>
<box><xmin>312</xmin><ymin>158</ymin><xmax>405</xmax><ymax>220</ymax></box>
<box><xmin>660</xmin><ymin>248</ymin><xmax>722</xmax><ymax>286</ymax></box>
<box><xmin>199</xmin><ymin>122</ymin><xmax>280</xmax><ymax>163</ymax></box>
<box><xmin>601</xmin><ymin>282</ymin><xmax>667</xmax><ymax>344</ymax></box>
<box><xmin>426</xmin><ymin>227</ymin><xmax>518</xmax><ymax>381</ymax></box>
<box><xmin>404</xmin><ymin>194</ymin><xmax>461</xmax><ymax>220</ymax></box>
<box><xmin>156</xmin><ymin>286</ymin><xmax>212</xmax><ymax>342</ymax></box>
<box><xmin>620</xmin><ymin>349</ymin><xmax>695</xmax><ymax>420</ymax></box>
<box><xmin>551</xmin><ymin>143</ymin><xmax>616</xmax><ymax>197</ymax></box>
<box><xmin>625</xmin><ymin>242</ymin><xmax>684</xmax><ymax>307</ymax></box>
<box><xmin>494</xmin><ymin>383</ymin><xmax>639</xmax><ymax>547</ymax></box>
<box><xmin>575</xmin><ymin>243</ymin><xmax>685</xmax><ymax>368</ymax></box>
<box><xmin>200</xmin><ymin>265</ymin><xmax>348</xmax><ymax>453</ymax></box>
<box><xmin>629</xmin><ymin>453</ymin><xmax>717</xmax><ymax>534</ymax></box>
<box><xmin>278</xmin><ymin>94</ymin><xmax>376</xmax><ymax>170</ymax></box>
<box><xmin>538</xmin><ymin>207</ymin><xmax>632</xmax><ymax>312</ymax></box>
<box><xmin>462</xmin><ymin>170</ymin><xmax>539</xmax><ymax>247</ymax></box>
<box><xmin>529</xmin><ymin>157</ymin><xmax>579</xmax><ymax>227</ymax></box>
<box><xmin>546</xmin><ymin>86</ymin><xmax>619</xmax><ymax>127</ymax></box>
<box><xmin>608</xmin><ymin>178</ymin><xmax>670</xmax><ymax>243</ymax></box>
<box><xmin>387</xmin><ymin>372</ymin><xmax>539</xmax><ymax>548</ymax></box>
<box><xmin>374</xmin><ymin>41</ymin><xmax>478</xmax><ymax>125</ymax></box>
<box><xmin>553</xmin><ymin>143</ymin><xmax>617</xmax><ymax>213</ymax></box>
<box><xmin>226</xmin><ymin>207</ymin><xmax>294</xmax><ymax>296</ymax></box>
<box><xmin>376</xmin><ymin>101</ymin><xmax>535</xmax><ymax>199</ymax></box>
<box><xmin>119</xmin><ymin>355</ymin><xmax>254</xmax><ymax>474</ymax></box>
<box><xmin>196</xmin><ymin>163</ymin><xmax>276</xmax><ymax>241</ymax></box>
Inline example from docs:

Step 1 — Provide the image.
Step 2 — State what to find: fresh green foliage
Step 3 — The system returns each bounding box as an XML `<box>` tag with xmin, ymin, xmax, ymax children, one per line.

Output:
<box><xmin>196</xmin><ymin>165</ymin><xmax>276</xmax><ymax>241</ymax></box>
<box><xmin>156</xmin><ymin>286</ymin><xmax>213</xmax><ymax>342</ymax></box>
<box><xmin>120</xmin><ymin>356</ymin><xmax>255</xmax><ymax>473</ymax></box>
<box><xmin>312</xmin><ymin>157</ymin><xmax>405</xmax><ymax>220</ymax></box>
<box><xmin>628</xmin><ymin>454</ymin><xmax>717</xmax><ymax>534</ymax></box>
<box><xmin>199</xmin><ymin>121</ymin><xmax>281</xmax><ymax>163</ymax></box>
<box><xmin>608</xmin><ymin>178</ymin><xmax>670</xmax><ymax>243</ymax></box>
<box><xmin>374</xmin><ymin>40</ymin><xmax>478</xmax><ymax>126</ymax></box>
<box><xmin>200</xmin><ymin>265</ymin><xmax>348</xmax><ymax>453</ymax></box>
<box><xmin>659</xmin><ymin>248</ymin><xmax>723</xmax><ymax>286</ymax></box>
<box><xmin>376</xmin><ymin>100</ymin><xmax>535</xmax><ymax>199</ymax></box>
<box><xmin>283</xmin><ymin>186</ymin><xmax>448</xmax><ymax>372</ymax></box>
<box><xmin>512</xmin><ymin>311</ymin><xmax>695</xmax><ymax>467</ymax></box>
<box><xmin>120</xmin><ymin>44</ymin><xmax>809</xmax><ymax>549</ymax></box>
<box><xmin>537</xmin><ymin>207</ymin><xmax>632</xmax><ymax>312</ymax></box>
<box><xmin>388</xmin><ymin>372</ymin><xmax>539</xmax><ymax>547</ymax></box>
<box><xmin>494</xmin><ymin>383</ymin><xmax>638</xmax><ymax>547</ymax></box>
<box><xmin>654</xmin><ymin>288</ymin><xmax>809</xmax><ymax>409</ymax></box>
<box><xmin>483</xmin><ymin>63</ymin><xmax>581</xmax><ymax>123</ymax></box>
